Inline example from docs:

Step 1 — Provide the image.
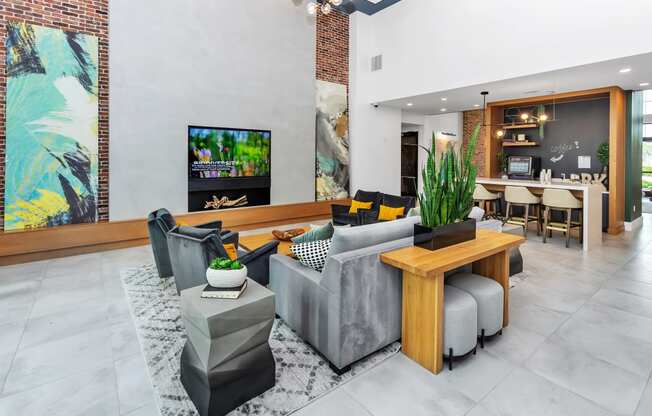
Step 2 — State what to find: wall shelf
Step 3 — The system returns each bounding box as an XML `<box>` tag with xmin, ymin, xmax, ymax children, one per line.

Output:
<box><xmin>501</xmin><ymin>141</ymin><xmax>539</xmax><ymax>147</ymax></box>
<box><xmin>501</xmin><ymin>123</ymin><xmax>539</xmax><ymax>130</ymax></box>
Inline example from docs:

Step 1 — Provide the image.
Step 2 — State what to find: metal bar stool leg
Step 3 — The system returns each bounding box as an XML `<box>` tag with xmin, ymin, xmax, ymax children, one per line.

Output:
<box><xmin>543</xmin><ymin>206</ymin><xmax>549</xmax><ymax>243</ymax></box>
<box><xmin>565</xmin><ymin>208</ymin><xmax>572</xmax><ymax>248</ymax></box>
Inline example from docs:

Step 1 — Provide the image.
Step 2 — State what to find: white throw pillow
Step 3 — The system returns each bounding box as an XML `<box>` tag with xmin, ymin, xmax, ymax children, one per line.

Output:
<box><xmin>291</xmin><ymin>239</ymin><xmax>332</xmax><ymax>272</ymax></box>
<box><xmin>468</xmin><ymin>206</ymin><xmax>485</xmax><ymax>221</ymax></box>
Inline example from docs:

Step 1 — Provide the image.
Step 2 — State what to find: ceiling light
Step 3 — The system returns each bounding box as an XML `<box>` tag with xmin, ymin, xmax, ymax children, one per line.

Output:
<box><xmin>619</xmin><ymin>67</ymin><xmax>632</xmax><ymax>73</ymax></box>
<box><xmin>539</xmin><ymin>113</ymin><xmax>548</xmax><ymax>121</ymax></box>
<box><xmin>441</xmin><ymin>98</ymin><xmax>447</xmax><ymax>101</ymax></box>
<box><xmin>520</xmin><ymin>113</ymin><xmax>529</xmax><ymax>120</ymax></box>
<box><xmin>307</xmin><ymin>2</ymin><xmax>318</xmax><ymax>14</ymax></box>
<box><xmin>321</xmin><ymin>2</ymin><xmax>332</xmax><ymax>14</ymax></box>
<box><xmin>496</xmin><ymin>130</ymin><xmax>505</xmax><ymax>138</ymax></box>
<box><xmin>640</xmin><ymin>82</ymin><xmax>650</xmax><ymax>87</ymax></box>
<box><xmin>440</xmin><ymin>108</ymin><xmax>447</xmax><ymax>112</ymax></box>
<box><xmin>307</xmin><ymin>0</ymin><xmax>339</xmax><ymax>15</ymax></box>
<box><xmin>406</xmin><ymin>102</ymin><xmax>413</xmax><ymax>107</ymax></box>
<box><xmin>474</xmin><ymin>104</ymin><xmax>480</xmax><ymax>107</ymax></box>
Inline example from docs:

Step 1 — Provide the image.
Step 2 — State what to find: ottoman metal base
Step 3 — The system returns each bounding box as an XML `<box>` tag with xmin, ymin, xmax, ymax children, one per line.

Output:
<box><xmin>180</xmin><ymin>340</ymin><xmax>275</xmax><ymax>416</ymax></box>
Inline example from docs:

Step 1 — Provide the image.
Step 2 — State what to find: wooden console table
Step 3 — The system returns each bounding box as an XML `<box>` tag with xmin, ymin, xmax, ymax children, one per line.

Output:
<box><xmin>380</xmin><ymin>229</ymin><xmax>524</xmax><ymax>374</ymax></box>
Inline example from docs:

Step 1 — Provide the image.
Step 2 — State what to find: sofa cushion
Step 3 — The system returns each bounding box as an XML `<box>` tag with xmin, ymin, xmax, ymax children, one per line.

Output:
<box><xmin>291</xmin><ymin>222</ymin><xmax>334</xmax><ymax>243</ymax></box>
<box><xmin>349</xmin><ymin>200</ymin><xmax>373</xmax><ymax>214</ymax></box>
<box><xmin>378</xmin><ymin>205</ymin><xmax>405</xmax><ymax>221</ymax></box>
<box><xmin>291</xmin><ymin>239</ymin><xmax>332</xmax><ymax>272</ymax></box>
<box><xmin>329</xmin><ymin>216</ymin><xmax>421</xmax><ymax>256</ymax></box>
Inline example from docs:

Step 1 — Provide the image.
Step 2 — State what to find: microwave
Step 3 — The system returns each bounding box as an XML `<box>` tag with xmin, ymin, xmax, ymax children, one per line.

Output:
<box><xmin>507</xmin><ymin>156</ymin><xmax>541</xmax><ymax>179</ymax></box>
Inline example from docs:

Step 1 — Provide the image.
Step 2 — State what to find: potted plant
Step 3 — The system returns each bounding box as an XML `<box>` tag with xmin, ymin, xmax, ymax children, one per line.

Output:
<box><xmin>206</xmin><ymin>257</ymin><xmax>247</xmax><ymax>288</ymax></box>
<box><xmin>497</xmin><ymin>151</ymin><xmax>508</xmax><ymax>179</ymax></box>
<box><xmin>597</xmin><ymin>142</ymin><xmax>609</xmax><ymax>189</ymax></box>
<box><xmin>414</xmin><ymin>124</ymin><xmax>479</xmax><ymax>250</ymax></box>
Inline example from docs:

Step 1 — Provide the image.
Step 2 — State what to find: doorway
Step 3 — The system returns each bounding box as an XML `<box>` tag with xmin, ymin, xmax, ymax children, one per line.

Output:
<box><xmin>401</xmin><ymin>131</ymin><xmax>418</xmax><ymax>197</ymax></box>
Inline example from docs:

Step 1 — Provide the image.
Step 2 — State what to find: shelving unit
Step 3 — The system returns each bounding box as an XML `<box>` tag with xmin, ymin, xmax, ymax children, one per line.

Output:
<box><xmin>501</xmin><ymin>141</ymin><xmax>539</xmax><ymax>147</ymax></box>
<box><xmin>501</xmin><ymin>123</ymin><xmax>539</xmax><ymax>130</ymax></box>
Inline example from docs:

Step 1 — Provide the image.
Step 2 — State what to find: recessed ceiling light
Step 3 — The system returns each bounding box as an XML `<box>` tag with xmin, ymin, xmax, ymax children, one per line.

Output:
<box><xmin>619</xmin><ymin>67</ymin><xmax>632</xmax><ymax>73</ymax></box>
<box><xmin>406</xmin><ymin>102</ymin><xmax>413</xmax><ymax>107</ymax></box>
<box><xmin>640</xmin><ymin>82</ymin><xmax>650</xmax><ymax>87</ymax></box>
<box><xmin>441</xmin><ymin>97</ymin><xmax>447</xmax><ymax>101</ymax></box>
<box><xmin>474</xmin><ymin>104</ymin><xmax>480</xmax><ymax>107</ymax></box>
<box><xmin>440</xmin><ymin>108</ymin><xmax>447</xmax><ymax>112</ymax></box>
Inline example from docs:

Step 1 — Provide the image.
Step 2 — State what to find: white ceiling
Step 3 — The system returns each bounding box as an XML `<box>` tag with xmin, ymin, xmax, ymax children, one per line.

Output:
<box><xmin>386</xmin><ymin>52</ymin><xmax>652</xmax><ymax>115</ymax></box>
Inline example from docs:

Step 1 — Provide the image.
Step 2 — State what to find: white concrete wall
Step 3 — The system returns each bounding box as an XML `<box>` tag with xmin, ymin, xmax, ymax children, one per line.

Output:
<box><xmin>109</xmin><ymin>0</ymin><xmax>316</xmax><ymax>220</ymax></box>
<box><xmin>349</xmin><ymin>12</ymin><xmax>402</xmax><ymax>195</ymax></box>
<box><xmin>354</xmin><ymin>0</ymin><xmax>652</xmax><ymax>103</ymax></box>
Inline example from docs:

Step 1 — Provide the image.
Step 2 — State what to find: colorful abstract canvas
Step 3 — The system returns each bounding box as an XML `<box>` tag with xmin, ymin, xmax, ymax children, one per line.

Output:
<box><xmin>316</xmin><ymin>80</ymin><xmax>349</xmax><ymax>201</ymax></box>
<box><xmin>4</xmin><ymin>22</ymin><xmax>99</xmax><ymax>231</ymax></box>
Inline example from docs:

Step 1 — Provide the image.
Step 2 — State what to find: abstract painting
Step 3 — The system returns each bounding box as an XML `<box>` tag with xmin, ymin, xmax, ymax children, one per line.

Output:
<box><xmin>316</xmin><ymin>80</ymin><xmax>349</xmax><ymax>201</ymax></box>
<box><xmin>4</xmin><ymin>22</ymin><xmax>99</xmax><ymax>231</ymax></box>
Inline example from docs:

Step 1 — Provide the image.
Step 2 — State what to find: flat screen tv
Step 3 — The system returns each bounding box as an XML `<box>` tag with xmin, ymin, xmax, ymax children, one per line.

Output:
<box><xmin>188</xmin><ymin>126</ymin><xmax>271</xmax><ymax>179</ymax></box>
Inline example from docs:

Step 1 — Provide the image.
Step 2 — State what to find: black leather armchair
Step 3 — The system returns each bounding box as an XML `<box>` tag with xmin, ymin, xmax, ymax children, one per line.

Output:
<box><xmin>331</xmin><ymin>190</ymin><xmax>382</xmax><ymax>226</ymax></box>
<box><xmin>146</xmin><ymin>208</ymin><xmax>225</xmax><ymax>278</ymax></box>
<box><xmin>167</xmin><ymin>226</ymin><xmax>279</xmax><ymax>294</ymax></box>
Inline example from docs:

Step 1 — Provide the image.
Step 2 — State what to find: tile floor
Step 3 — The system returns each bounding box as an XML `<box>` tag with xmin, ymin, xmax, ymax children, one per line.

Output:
<box><xmin>1</xmin><ymin>216</ymin><xmax>652</xmax><ymax>415</ymax></box>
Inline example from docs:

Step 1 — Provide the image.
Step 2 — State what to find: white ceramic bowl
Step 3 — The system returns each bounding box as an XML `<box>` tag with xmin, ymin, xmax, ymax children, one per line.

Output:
<box><xmin>206</xmin><ymin>266</ymin><xmax>247</xmax><ymax>288</ymax></box>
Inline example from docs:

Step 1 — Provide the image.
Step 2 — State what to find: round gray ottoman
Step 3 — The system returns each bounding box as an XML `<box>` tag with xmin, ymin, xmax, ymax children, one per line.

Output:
<box><xmin>444</xmin><ymin>285</ymin><xmax>478</xmax><ymax>370</ymax></box>
<box><xmin>447</xmin><ymin>272</ymin><xmax>504</xmax><ymax>348</ymax></box>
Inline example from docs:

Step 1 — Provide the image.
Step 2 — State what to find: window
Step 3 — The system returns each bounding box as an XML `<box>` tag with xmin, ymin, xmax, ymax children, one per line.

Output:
<box><xmin>645</xmin><ymin>90</ymin><xmax>652</xmax><ymax>139</ymax></box>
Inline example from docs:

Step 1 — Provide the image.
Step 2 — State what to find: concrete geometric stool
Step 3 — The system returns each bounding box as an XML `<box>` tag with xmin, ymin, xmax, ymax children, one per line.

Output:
<box><xmin>447</xmin><ymin>272</ymin><xmax>504</xmax><ymax>348</ymax></box>
<box><xmin>444</xmin><ymin>285</ymin><xmax>478</xmax><ymax>371</ymax></box>
<box><xmin>180</xmin><ymin>279</ymin><xmax>276</xmax><ymax>416</ymax></box>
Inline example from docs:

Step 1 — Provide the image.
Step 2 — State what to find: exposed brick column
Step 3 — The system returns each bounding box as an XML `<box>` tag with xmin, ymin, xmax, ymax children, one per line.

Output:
<box><xmin>316</xmin><ymin>10</ymin><xmax>349</xmax><ymax>85</ymax></box>
<box><xmin>0</xmin><ymin>0</ymin><xmax>109</xmax><ymax>229</ymax></box>
<box><xmin>463</xmin><ymin>109</ymin><xmax>486</xmax><ymax>175</ymax></box>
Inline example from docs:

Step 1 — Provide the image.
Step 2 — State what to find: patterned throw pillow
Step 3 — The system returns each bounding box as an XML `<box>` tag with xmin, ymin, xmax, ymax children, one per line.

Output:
<box><xmin>291</xmin><ymin>239</ymin><xmax>332</xmax><ymax>272</ymax></box>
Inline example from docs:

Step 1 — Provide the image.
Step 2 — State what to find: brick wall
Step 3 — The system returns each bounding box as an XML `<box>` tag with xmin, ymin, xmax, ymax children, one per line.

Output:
<box><xmin>463</xmin><ymin>109</ymin><xmax>486</xmax><ymax>176</ymax></box>
<box><xmin>316</xmin><ymin>10</ymin><xmax>349</xmax><ymax>85</ymax></box>
<box><xmin>0</xmin><ymin>0</ymin><xmax>109</xmax><ymax>229</ymax></box>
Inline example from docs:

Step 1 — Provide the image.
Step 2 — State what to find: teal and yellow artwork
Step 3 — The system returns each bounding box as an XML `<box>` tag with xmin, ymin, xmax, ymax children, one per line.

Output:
<box><xmin>4</xmin><ymin>22</ymin><xmax>99</xmax><ymax>231</ymax></box>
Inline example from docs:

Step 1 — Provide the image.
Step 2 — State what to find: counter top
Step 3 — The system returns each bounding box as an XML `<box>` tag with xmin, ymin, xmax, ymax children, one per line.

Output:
<box><xmin>476</xmin><ymin>177</ymin><xmax>603</xmax><ymax>192</ymax></box>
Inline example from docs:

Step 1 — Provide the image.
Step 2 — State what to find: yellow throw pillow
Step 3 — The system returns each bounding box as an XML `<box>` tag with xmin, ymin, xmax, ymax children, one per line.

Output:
<box><xmin>349</xmin><ymin>200</ymin><xmax>373</xmax><ymax>214</ymax></box>
<box><xmin>378</xmin><ymin>205</ymin><xmax>405</xmax><ymax>221</ymax></box>
<box><xmin>223</xmin><ymin>243</ymin><xmax>238</xmax><ymax>261</ymax></box>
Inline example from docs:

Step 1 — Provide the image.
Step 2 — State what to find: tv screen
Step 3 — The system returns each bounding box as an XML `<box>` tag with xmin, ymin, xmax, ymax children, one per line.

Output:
<box><xmin>189</xmin><ymin>126</ymin><xmax>271</xmax><ymax>178</ymax></box>
<box><xmin>508</xmin><ymin>156</ymin><xmax>532</xmax><ymax>174</ymax></box>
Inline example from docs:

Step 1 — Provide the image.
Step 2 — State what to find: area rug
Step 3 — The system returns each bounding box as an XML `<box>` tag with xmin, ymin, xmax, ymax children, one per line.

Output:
<box><xmin>120</xmin><ymin>264</ymin><xmax>401</xmax><ymax>416</ymax></box>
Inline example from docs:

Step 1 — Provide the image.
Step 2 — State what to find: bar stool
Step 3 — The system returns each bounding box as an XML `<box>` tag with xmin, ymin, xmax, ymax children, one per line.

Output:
<box><xmin>473</xmin><ymin>184</ymin><xmax>502</xmax><ymax>219</ymax></box>
<box><xmin>504</xmin><ymin>186</ymin><xmax>542</xmax><ymax>238</ymax></box>
<box><xmin>542</xmin><ymin>189</ymin><xmax>583</xmax><ymax>248</ymax></box>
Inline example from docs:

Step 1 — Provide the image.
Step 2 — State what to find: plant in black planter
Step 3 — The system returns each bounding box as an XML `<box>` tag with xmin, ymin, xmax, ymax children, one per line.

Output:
<box><xmin>414</xmin><ymin>124</ymin><xmax>480</xmax><ymax>250</ymax></box>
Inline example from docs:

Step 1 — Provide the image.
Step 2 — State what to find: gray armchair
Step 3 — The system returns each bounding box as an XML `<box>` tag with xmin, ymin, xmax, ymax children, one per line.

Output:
<box><xmin>167</xmin><ymin>226</ymin><xmax>279</xmax><ymax>294</ymax></box>
<box><xmin>270</xmin><ymin>216</ymin><xmax>421</xmax><ymax>373</ymax></box>
<box><xmin>146</xmin><ymin>208</ymin><xmax>223</xmax><ymax>278</ymax></box>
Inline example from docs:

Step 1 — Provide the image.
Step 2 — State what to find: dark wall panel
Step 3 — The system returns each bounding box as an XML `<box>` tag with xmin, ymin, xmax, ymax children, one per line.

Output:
<box><xmin>503</xmin><ymin>98</ymin><xmax>610</xmax><ymax>177</ymax></box>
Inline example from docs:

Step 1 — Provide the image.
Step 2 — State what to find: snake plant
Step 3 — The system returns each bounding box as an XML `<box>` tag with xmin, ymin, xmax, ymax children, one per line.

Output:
<box><xmin>418</xmin><ymin>124</ymin><xmax>480</xmax><ymax>228</ymax></box>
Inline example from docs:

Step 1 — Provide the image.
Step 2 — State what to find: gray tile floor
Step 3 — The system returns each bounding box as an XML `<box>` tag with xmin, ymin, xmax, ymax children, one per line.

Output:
<box><xmin>1</xmin><ymin>216</ymin><xmax>652</xmax><ymax>415</ymax></box>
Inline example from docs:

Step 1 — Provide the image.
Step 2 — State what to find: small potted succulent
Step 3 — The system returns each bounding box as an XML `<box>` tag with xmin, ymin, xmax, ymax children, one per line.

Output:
<box><xmin>206</xmin><ymin>257</ymin><xmax>247</xmax><ymax>288</ymax></box>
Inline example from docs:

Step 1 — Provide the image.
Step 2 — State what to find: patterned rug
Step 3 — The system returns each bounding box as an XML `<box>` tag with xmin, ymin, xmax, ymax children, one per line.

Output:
<box><xmin>120</xmin><ymin>264</ymin><xmax>401</xmax><ymax>416</ymax></box>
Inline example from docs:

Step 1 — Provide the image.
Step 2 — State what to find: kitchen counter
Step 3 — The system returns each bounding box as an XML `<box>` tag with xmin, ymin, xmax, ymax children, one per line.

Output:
<box><xmin>476</xmin><ymin>177</ymin><xmax>603</xmax><ymax>251</ymax></box>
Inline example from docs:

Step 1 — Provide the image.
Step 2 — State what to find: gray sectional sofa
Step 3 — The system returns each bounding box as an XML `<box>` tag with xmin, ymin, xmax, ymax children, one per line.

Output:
<box><xmin>269</xmin><ymin>216</ymin><xmax>524</xmax><ymax>372</ymax></box>
<box><xmin>270</xmin><ymin>216</ymin><xmax>421</xmax><ymax>372</ymax></box>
